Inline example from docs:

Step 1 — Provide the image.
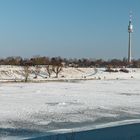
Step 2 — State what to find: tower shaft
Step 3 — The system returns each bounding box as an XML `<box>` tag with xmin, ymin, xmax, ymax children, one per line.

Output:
<box><xmin>128</xmin><ymin>32</ymin><xmax>131</xmax><ymax>63</ymax></box>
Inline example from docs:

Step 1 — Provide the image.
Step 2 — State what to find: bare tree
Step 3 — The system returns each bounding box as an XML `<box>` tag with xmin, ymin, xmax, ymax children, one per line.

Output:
<box><xmin>52</xmin><ymin>64</ymin><xmax>63</xmax><ymax>78</ymax></box>
<box><xmin>34</xmin><ymin>65</ymin><xmax>41</xmax><ymax>78</ymax></box>
<box><xmin>50</xmin><ymin>57</ymin><xmax>63</xmax><ymax>78</ymax></box>
<box><xmin>23</xmin><ymin>65</ymin><xmax>30</xmax><ymax>82</ymax></box>
<box><xmin>46</xmin><ymin>65</ymin><xmax>53</xmax><ymax>78</ymax></box>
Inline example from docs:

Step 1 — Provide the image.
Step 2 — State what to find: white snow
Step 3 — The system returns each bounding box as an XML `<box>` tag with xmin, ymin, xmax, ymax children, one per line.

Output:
<box><xmin>0</xmin><ymin>66</ymin><xmax>140</xmax><ymax>139</ymax></box>
<box><xmin>0</xmin><ymin>65</ymin><xmax>140</xmax><ymax>81</ymax></box>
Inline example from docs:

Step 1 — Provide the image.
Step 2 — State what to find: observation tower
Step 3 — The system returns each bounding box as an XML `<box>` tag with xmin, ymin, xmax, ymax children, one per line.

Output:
<box><xmin>128</xmin><ymin>13</ymin><xmax>133</xmax><ymax>64</ymax></box>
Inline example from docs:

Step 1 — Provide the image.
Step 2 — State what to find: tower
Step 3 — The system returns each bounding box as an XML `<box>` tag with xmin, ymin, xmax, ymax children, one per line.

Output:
<box><xmin>128</xmin><ymin>13</ymin><xmax>133</xmax><ymax>64</ymax></box>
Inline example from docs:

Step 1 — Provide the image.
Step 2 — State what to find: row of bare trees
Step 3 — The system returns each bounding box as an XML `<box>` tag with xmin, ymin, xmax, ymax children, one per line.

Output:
<box><xmin>0</xmin><ymin>56</ymin><xmax>140</xmax><ymax>68</ymax></box>
<box><xmin>22</xmin><ymin>58</ymin><xmax>63</xmax><ymax>82</ymax></box>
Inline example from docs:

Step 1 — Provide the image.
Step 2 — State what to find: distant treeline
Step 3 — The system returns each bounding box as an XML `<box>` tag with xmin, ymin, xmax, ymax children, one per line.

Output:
<box><xmin>0</xmin><ymin>56</ymin><xmax>140</xmax><ymax>68</ymax></box>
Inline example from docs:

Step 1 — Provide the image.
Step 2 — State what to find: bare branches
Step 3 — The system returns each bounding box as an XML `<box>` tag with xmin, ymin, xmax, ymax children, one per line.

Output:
<box><xmin>34</xmin><ymin>65</ymin><xmax>41</xmax><ymax>78</ymax></box>
<box><xmin>51</xmin><ymin>57</ymin><xmax>63</xmax><ymax>78</ymax></box>
<box><xmin>52</xmin><ymin>64</ymin><xmax>63</xmax><ymax>78</ymax></box>
<box><xmin>22</xmin><ymin>65</ymin><xmax>30</xmax><ymax>82</ymax></box>
<box><xmin>46</xmin><ymin>65</ymin><xmax>53</xmax><ymax>78</ymax></box>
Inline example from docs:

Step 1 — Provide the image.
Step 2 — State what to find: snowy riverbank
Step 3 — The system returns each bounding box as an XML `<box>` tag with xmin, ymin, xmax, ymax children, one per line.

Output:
<box><xmin>0</xmin><ymin>65</ymin><xmax>140</xmax><ymax>82</ymax></box>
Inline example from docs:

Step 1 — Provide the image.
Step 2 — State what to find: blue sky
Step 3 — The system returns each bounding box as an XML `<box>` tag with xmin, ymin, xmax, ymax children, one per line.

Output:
<box><xmin>0</xmin><ymin>0</ymin><xmax>139</xmax><ymax>59</ymax></box>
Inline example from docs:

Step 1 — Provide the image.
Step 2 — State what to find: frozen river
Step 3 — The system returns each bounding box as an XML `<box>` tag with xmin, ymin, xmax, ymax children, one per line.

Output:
<box><xmin>0</xmin><ymin>79</ymin><xmax>140</xmax><ymax>139</ymax></box>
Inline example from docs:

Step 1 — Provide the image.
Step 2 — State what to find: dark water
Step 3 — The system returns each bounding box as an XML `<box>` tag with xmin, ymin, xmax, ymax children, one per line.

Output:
<box><xmin>25</xmin><ymin>123</ymin><xmax>140</xmax><ymax>140</ymax></box>
<box><xmin>0</xmin><ymin>128</ymin><xmax>44</xmax><ymax>140</ymax></box>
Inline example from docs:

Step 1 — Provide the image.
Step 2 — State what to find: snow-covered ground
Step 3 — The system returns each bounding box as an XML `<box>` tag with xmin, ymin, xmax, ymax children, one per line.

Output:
<box><xmin>0</xmin><ymin>77</ymin><xmax>140</xmax><ymax>139</ymax></box>
<box><xmin>0</xmin><ymin>66</ymin><xmax>140</xmax><ymax>139</ymax></box>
